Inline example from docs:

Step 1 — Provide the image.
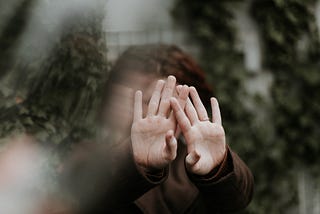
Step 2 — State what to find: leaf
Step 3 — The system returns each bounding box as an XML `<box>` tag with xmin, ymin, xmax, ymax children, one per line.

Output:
<box><xmin>0</xmin><ymin>84</ymin><xmax>13</xmax><ymax>97</ymax></box>
<box><xmin>22</xmin><ymin>117</ymin><xmax>34</xmax><ymax>126</ymax></box>
<box><xmin>19</xmin><ymin>106</ymin><xmax>29</xmax><ymax>115</ymax></box>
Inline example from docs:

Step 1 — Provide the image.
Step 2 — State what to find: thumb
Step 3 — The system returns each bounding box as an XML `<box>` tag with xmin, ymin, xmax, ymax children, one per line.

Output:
<box><xmin>185</xmin><ymin>150</ymin><xmax>200</xmax><ymax>172</ymax></box>
<box><xmin>174</xmin><ymin>125</ymin><xmax>181</xmax><ymax>138</ymax></box>
<box><xmin>163</xmin><ymin>130</ymin><xmax>177</xmax><ymax>161</ymax></box>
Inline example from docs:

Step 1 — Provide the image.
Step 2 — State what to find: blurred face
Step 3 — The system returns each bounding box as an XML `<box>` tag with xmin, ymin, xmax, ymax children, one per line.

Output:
<box><xmin>103</xmin><ymin>71</ymin><xmax>159</xmax><ymax>133</ymax></box>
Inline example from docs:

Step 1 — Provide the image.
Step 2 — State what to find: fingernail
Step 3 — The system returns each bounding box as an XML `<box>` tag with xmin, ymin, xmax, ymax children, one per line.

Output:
<box><xmin>186</xmin><ymin>154</ymin><xmax>195</xmax><ymax>165</ymax></box>
<box><xmin>170</xmin><ymin>136</ymin><xmax>176</xmax><ymax>145</ymax></box>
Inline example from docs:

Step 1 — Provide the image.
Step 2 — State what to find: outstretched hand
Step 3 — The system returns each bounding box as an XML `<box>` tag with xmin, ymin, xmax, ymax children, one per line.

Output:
<box><xmin>170</xmin><ymin>87</ymin><xmax>226</xmax><ymax>175</ymax></box>
<box><xmin>131</xmin><ymin>76</ymin><xmax>189</xmax><ymax>170</ymax></box>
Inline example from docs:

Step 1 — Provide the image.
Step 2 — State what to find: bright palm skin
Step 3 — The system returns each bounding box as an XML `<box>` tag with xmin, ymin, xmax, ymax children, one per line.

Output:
<box><xmin>170</xmin><ymin>87</ymin><xmax>226</xmax><ymax>175</ymax></box>
<box><xmin>182</xmin><ymin>120</ymin><xmax>226</xmax><ymax>175</ymax></box>
<box><xmin>131</xmin><ymin>115</ymin><xmax>176</xmax><ymax>169</ymax></box>
<box><xmin>131</xmin><ymin>76</ymin><xmax>189</xmax><ymax>170</ymax></box>
<box><xmin>131</xmin><ymin>76</ymin><xmax>226</xmax><ymax>176</ymax></box>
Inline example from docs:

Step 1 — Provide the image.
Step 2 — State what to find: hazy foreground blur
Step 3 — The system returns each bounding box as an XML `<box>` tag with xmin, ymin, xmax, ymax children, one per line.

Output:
<box><xmin>1</xmin><ymin>0</ymin><xmax>320</xmax><ymax>213</ymax></box>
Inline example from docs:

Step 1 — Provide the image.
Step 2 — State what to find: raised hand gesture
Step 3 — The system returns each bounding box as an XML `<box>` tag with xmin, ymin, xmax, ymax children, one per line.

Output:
<box><xmin>170</xmin><ymin>87</ymin><xmax>226</xmax><ymax>175</ymax></box>
<box><xmin>131</xmin><ymin>76</ymin><xmax>189</xmax><ymax>170</ymax></box>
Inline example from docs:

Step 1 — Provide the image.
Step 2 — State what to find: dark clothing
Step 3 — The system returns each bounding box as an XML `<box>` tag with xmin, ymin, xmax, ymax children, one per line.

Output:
<box><xmin>134</xmin><ymin>143</ymin><xmax>253</xmax><ymax>214</ymax></box>
<box><xmin>62</xmin><ymin>138</ymin><xmax>254</xmax><ymax>214</ymax></box>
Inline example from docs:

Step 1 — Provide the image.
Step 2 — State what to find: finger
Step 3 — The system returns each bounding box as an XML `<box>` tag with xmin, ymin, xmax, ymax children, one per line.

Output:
<box><xmin>176</xmin><ymin>85</ymin><xmax>189</xmax><ymax>110</ymax></box>
<box><xmin>176</xmin><ymin>85</ymin><xmax>182</xmax><ymax>93</ymax></box>
<box><xmin>147</xmin><ymin>80</ymin><xmax>165</xmax><ymax>116</ymax></box>
<box><xmin>170</xmin><ymin>97</ymin><xmax>191</xmax><ymax>133</ymax></box>
<box><xmin>158</xmin><ymin>75</ymin><xmax>176</xmax><ymax>117</ymax></box>
<box><xmin>169</xmin><ymin>84</ymin><xmax>189</xmax><ymax>121</ymax></box>
<box><xmin>163</xmin><ymin>130</ymin><xmax>177</xmax><ymax>161</ymax></box>
<box><xmin>185</xmin><ymin>150</ymin><xmax>200</xmax><ymax>171</ymax></box>
<box><xmin>185</xmin><ymin>98</ymin><xmax>198</xmax><ymax>125</ymax></box>
<box><xmin>174</xmin><ymin>126</ymin><xmax>181</xmax><ymax>139</ymax></box>
<box><xmin>171</xmin><ymin>85</ymin><xmax>181</xmax><ymax>108</ymax></box>
<box><xmin>172</xmin><ymin>85</ymin><xmax>189</xmax><ymax>137</ymax></box>
<box><xmin>174</xmin><ymin>85</ymin><xmax>182</xmax><ymax>99</ymax></box>
<box><xmin>190</xmin><ymin>86</ymin><xmax>209</xmax><ymax>121</ymax></box>
<box><xmin>133</xmin><ymin>90</ymin><xmax>143</xmax><ymax>122</ymax></box>
<box><xmin>211</xmin><ymin>97</ymin><xmax>222</xmax><ymax>125</ymax></box>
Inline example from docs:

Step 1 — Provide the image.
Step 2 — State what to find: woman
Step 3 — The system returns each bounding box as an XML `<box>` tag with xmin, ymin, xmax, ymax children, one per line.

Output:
<box><xmin>94</xmin><ymin>44</ymin><xmax>254</xmax><ymax>213</ymax></box>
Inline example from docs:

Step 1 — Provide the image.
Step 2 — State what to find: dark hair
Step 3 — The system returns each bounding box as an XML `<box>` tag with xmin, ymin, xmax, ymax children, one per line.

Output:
<box><xmin>105</xmin><ymin>44</ymin><xmax>213</xmax><ymax>107</ymax></box>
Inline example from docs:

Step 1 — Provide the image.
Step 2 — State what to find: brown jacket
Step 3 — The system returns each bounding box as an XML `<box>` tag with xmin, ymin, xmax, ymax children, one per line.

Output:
<box><xmin>61</xmin><ymin>138</ymin><xmax>254</xmax><ymax>214</ymax></box>
<box><xmin>134</xmin><ymin>142</ymin><xmax>253</xmax><ymax>214</ymax></box>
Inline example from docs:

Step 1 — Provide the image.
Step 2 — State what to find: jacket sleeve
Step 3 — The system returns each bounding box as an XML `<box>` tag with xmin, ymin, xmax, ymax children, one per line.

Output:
<box><xmin>58</xmin><ymin>138</ymin><xmax>168</xmax><ymax>213</ymax></box>
<box><xmin>187</xmin><ymin>145</ymin><xmax>254</xmax><ymax>213</ymax></box>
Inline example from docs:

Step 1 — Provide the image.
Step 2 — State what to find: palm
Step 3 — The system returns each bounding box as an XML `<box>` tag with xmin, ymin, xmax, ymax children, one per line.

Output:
<box><xmin>131</xmin><ymin>77</ymin><xmax>189</xmax><ymax>170</ymax></box>
<box><xmin>131</xmin><ymin>116</ymin><xmax>175</xmax><ymax>169</ymax></box>
<box><xmin>171</xmin><ymin>87</ymin><xmax>226</xmax><ymax>175</ymax></box>
<box><xmin>184</xmin><ymin>121</ymin><xmax>226</xmax><ymax>174</ymax></box>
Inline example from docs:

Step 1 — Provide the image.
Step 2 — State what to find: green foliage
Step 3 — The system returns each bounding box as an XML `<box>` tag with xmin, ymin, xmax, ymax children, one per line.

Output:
<box><xmin>251</xmin><ymin>0</ymin><xmax>320</xmax><ymax>171</ymax></box>
<box><xmin>0</xmin><ymin>2</ymin><xmax>108</xmax><ymax>156</ymax></box>
<box><xmin>173</xmin><ymin>0</ymin><xmax>320</xmax><ymax>213</ymax></box>
<box><xmin>0</xmin><ymin>32</ymin><xmax>107</xmax><ymax>146</ymax></box>
<box><xmin>250</xmin><ymin>0</ymin><xmax>315</xmax><ymax>68</ymax></box>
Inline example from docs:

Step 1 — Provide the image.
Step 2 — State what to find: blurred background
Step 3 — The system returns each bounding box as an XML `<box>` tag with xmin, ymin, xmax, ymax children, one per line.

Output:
<box><xmin>0</xmin><ymin>0</ymin><xmax>320</xmax><ymax>213</ymax></box>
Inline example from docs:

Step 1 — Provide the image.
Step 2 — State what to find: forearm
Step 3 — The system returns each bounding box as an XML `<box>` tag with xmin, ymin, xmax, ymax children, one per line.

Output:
<box><xmin>188</xmin><ymin>145</ymin><xmax>254</xmax><ymax>212</ymax></box>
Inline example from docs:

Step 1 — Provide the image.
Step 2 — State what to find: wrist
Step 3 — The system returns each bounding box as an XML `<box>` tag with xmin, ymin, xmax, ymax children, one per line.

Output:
<box><xmin>187</xmin><ymin>144</ymin><xmax>231</xmax><ymax>182</ymax></box>
<box><xmin>136</xmin><ymin>164</ymin><xmax>169</xmax><ymax>184</ymax></box>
